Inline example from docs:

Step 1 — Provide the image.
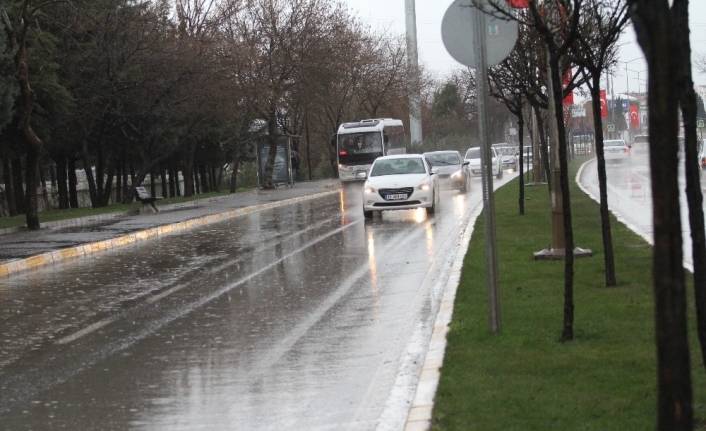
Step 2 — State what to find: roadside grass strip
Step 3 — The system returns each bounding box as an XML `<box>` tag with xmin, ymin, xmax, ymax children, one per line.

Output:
<box><xmin>431</xmin><ymin>158</ymin><xmax>706</xmax><ymax>431</ymax></box>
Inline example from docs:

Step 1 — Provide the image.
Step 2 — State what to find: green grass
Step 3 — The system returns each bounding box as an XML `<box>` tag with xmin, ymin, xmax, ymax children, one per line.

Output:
<box><xmin>431</xmin><ymin>156</ymin><xmax>706</xmax><ymax>430</ymax></box>
<box><xmin>0</xmin><ymin>187</ymin><xmax>255</xmax><ymax>230</ymax></box>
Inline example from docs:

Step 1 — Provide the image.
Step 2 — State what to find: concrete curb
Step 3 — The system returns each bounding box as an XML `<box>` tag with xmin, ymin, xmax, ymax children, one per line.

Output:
<box><xmin>403</xmin><ymin>201</ymin><xmax>483</xmax><ymax>431</ymax></box>
<box><xmin>0</xmin><ymin>190</ymin><xmax>338</xmax><ymax>279</ymax></box>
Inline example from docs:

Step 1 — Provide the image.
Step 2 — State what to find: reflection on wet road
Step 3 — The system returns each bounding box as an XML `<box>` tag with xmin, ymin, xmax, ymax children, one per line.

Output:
<box><xmin>581</xmin><ymin>146</ymin><xmax>706</xmax><ymax>269</ymax></box>
<box><xmin>0</xmin><ymin>173</ymin><xmax>515</xmax><ymax>430</ymax></box>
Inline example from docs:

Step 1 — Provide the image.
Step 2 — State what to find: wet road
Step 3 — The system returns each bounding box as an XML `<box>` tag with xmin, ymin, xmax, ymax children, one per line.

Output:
<box><xmin>0</xmin><ymin>173</ymin><xmax>516</xmax><ymax>431</ymax></box>
<box><xmin>580</xmin><ymin>145</ymin><xmax>706</xmax><ymax>269</ymax></box>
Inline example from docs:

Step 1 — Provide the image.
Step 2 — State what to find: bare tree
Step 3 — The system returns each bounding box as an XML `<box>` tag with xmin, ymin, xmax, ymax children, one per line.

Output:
<box><xmin>628</xmin><ymin>0</ymin><xmax>693</xmax><ymax>429</ymax></box>
<box><xmin>1</xmin><ymin>0</ymin><xmax>66</xmax><ymax>229</ymax></box>
<box><xmin>673</xmin><ymin>0</ymin><xmax>706</xmax><ymax>372</ymax></box>
<box><xmin>571</xmin><ymin>0</ymin><xmax>629</xmax><ymax>287</ymax></box>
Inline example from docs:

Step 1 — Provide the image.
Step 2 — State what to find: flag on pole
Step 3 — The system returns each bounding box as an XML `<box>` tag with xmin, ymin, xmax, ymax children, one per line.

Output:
<box><xmin>563</xmin><ymin>68</ymin><xmax>573</xmax><ymax>104</ymax></box>
<box><xmin>630</xmin><ymin>105</ymin><xmax>640</xmax><ymax>128</ymax></box>
<box><xmin>506</xmin><ymin>0</ymin><xmax>530</xmax><ymax>7</ymax></box>
<box><xmin>600</xmin><ymin>90</ymin><xmax>607</xmax><ymax>118</ymax></box>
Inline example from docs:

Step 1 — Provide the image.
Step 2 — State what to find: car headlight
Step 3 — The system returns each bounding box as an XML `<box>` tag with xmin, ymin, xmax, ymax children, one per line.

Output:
<box><xmin>364</xmin><ymin>185</ymin><xmax>376</xmax><ymax>194</ymax></box>
<box><xmin>417</xmin><ymin>182</ymin><xmax>431</xmax><ymax>190</ymax></box>
<box><xmin>451</xmin><ymin>170</ymin><xmax>463</xmax><ymax>178</ymax></box>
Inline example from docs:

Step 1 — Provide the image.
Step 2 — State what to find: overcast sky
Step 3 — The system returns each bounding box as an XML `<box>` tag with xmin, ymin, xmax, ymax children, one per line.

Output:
<box><xmin>343</xmin><ymin>0</ymin><xmax>706</xmax><ymax>96</ymax></box>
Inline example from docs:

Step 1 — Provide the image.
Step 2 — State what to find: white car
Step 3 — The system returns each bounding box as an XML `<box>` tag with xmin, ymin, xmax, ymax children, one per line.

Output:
<box><xmin>603</xmin><ymin>139</ymin><xmax>630</xmax><ymax>163</ymax></box>
<box><xmin>362</xmin><ymin>154</ymin><xmax>440</xmax><ymax>218</ymax></box>
<box><xmin>464</xmin><ymin>147</ymin><xmax>503</xmax><ymax>179</ymax></box>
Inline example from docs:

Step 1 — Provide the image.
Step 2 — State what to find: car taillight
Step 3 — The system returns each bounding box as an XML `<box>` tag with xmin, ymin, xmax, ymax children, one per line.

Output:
<box><xmin>701</xmin><ymin>157</ymin><xmax>706</xmax><ymax>166</ymax></box>
<box><xmin>623</xmin><ymin>147</ymin><xmax>630</xmax><ymax>153</ymax></box>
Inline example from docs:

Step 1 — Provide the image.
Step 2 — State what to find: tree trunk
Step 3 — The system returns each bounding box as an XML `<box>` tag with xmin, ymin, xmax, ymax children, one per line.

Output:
<box><xmin>96</xmin><ymin>146</ymin><xmax>105</xmax><ymax>205</ymax></box>
<box><xmin>517</xmin><ymin>115</ymin><xmax>525</xmax><ymax>216</ymax></box>
<box><xmin>100</xmin><ymin>164</ymin><xmax>115</xmax><ymax>207</ymax></box>
<box><xmin>3</xmin><ymin>157</ymin><xmax>17</xmax><ymax>216</ymax></box>
<box><xmin>630</xmin><ymin>1</ymin><xmax>693</xmax><ymax>429</ymax></box>
<box><xmin>120</xmin><ymin>157</ymin><xmax>132</xmax><ymax>204</ymax></box>
<box><xmin>549</xmin><ymin>55</ymin><xmax>575</xmax><ymax>343</ymax></box>
<box><xmin>674</xmin><ymin>0</ymin><xmax>706</xmax><ymax>371</ymax></box>
<box><xmin>213</xmin><ymin>165</ymin><xmax>221</xmax><ymax>192</ymax></box>
<box><xmin>81</xmin><ymin>140</ymin><xmax>99</xmax><ymax>209</ymax></box>
<box><xmin>199</xmin><ymin>163</ymin><xmax>209</xmax><ymax>193</ymax></box>
<box><xmin>160</xmin><ymin>162</ymin><xmax>168</xmax><ymax>198</ymax></box>
<box><xmin>193</xmin><ymin>166</ymin><xmax>200</xmax><ymax>194</ymax></box>
<box><xmin>68</xmin><ymin>157</ymin><xmax>78</xmax><ymax>209</ymax></box>
<box><xmin>149</xmin><ymin>171</ymin><xmax>155</xmax><ymax>197</ymax></box>
<box><xmin>12</xmin><ymin>157</ymin><xmax>25</xmax><ymax>214</ymax></box>
<box><xmin>55</xmin><ymin>156</ymin><xmax>69</xmax><ymax>210</ymax></box>
<box><xmin>169</xmin><ymin>160</ymin><xmax>176</xmax><ymax>198</ymax></box>
<box><xmin>589</xmin><ymin>75</ymin><xmax>616</xmax><ymax>286</ymax></box>
<box><xmin>182</xmin><ymin>140</ymin><xmax>195</xmax><ymax>197</ymax></box>
<box><xmin>115</xmin><ymin>159</ymin><xmax>123</xmax><ymax>204</ymax></box>
<box><xmin>23</xmin><ymin>139</ymin><xmax>40</xmax><ymax>229</ymax></box>
<box><xmin>229</xmin><ymin>154</ymin><xmax>240</xmax><ymax>193</ymax></box>
<box><xmin>535</xmin><ymin>109</ymin><xmax>551</xmax><ymax>188</ymax></box>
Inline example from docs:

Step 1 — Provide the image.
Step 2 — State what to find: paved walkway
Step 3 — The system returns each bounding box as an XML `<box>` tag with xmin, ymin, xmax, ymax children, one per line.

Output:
<box><xmin>0</xmin><ymin>180</ymin><xmax>340</xmax><ymax>277</ymax></box>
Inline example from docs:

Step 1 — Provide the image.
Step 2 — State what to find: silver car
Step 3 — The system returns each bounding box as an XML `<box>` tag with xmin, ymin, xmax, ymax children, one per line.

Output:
<box><xmin>493</xmin><ymin>145</ymin><xmax>519</xmax><ymax>172</ymax></box>
<box><xmin>422</xmin><ymin>150</ymin><xmax>470</xmax><ymax>193</ymax></box>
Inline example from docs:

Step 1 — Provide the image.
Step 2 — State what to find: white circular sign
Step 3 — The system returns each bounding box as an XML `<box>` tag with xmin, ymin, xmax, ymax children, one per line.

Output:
<box><xmin>441</xmin><ymin>0</ymin><xmax>519</xmax><ymax>68</ymax></box>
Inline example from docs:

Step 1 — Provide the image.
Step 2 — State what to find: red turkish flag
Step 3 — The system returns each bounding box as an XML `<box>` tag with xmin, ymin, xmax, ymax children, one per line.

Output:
<box><xmin>630</xmin><ymin>105</ymin><xmax>640</xmax><ymax>128</ymax></box>
<box><xmin>563</xmin><ymin>68</ymin><xmax>573</xmax><ymax>104</ymax></box>
<box><xmin>600</xmin><ymin>90</ymin><xmax>607</xmax><ymax>118</ymax></box>
<box><xmin>506</xmin><ymin>0</ymin><xmax>530</xmax><ymax>7</ymax></box>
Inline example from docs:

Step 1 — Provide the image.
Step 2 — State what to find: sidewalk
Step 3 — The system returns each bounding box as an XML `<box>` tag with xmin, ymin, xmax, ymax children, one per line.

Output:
<box><xmin>0</xmin><ymin>180</ymin><xmax>340</xmax><ymax>277</ymax></box>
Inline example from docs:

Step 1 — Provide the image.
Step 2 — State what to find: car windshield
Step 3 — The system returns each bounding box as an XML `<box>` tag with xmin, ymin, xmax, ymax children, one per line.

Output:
<box><xmin>495</xmin><ymin>147</ymin><xmax>515</xmax><ymax>156</ymax></box>
<box><xmin>424</xmin><ymin>153</ymin><xmax>460</xmax><ymax>166</ymax></box>
<box><xmin>370</xmin><ymin>158</ymin><xmax>426</xmax><ymax>176</ymax></box>
<box><xmin>604</xmin><ymin>140</ymin><xmax>625</xmax><ymax>147</ymax></box>
<box><xmin>465</xmin><ymin>148</ymin><xmax>480</xmax><ymax>159</ymax></box>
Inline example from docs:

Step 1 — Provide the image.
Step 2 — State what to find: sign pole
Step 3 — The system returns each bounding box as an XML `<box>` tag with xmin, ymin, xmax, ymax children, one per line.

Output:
<box><xmin>473</xmin><ymin>6</ymin><xmax>501</xmax><ymax>334</ymax></box>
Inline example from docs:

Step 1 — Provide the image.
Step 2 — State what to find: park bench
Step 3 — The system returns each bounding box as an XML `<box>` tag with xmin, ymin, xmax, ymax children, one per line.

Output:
<box><xmin>134</xmin><ymin>186</ymin><xmax>162</xmax><ymax>213</ymax></box>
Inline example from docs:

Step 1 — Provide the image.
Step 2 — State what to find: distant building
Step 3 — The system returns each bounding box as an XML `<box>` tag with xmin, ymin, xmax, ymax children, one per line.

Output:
<box><xmin>695</xmin><ymin>84</ymin><xmax>706</xmax><ymax>103</ymax></box>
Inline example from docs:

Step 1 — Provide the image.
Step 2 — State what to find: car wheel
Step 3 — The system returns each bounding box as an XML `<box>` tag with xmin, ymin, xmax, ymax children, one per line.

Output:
<box><xmin>363</xmin><ymin>209</ymin><xmax>373</xmax><ymax>219</ymax></box>
<box><xmin>426</xmin><ymin>192</ymin><xmax>436</xmax><ymax>215</ymax></box>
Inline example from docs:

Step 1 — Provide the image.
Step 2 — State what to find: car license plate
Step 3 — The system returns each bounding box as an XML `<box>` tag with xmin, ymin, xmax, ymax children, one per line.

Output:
<box><xmin>385</xmin><ymin>194</ymin><xmax>407</xmax><ymax>200</ymax></box>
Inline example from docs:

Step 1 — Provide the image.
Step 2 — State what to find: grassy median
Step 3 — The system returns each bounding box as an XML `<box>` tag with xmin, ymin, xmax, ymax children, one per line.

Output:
<box><xmin>431</xmin><ymin>157</ymin><xmax>706</xmax><ymax>430</ymax></box>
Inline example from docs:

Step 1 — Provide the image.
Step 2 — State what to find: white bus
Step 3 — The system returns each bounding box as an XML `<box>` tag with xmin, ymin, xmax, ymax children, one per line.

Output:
<box><xmin>333</xmin><ymin>118</ymin><xmax>406</xmax><ymax>181</ymax></box>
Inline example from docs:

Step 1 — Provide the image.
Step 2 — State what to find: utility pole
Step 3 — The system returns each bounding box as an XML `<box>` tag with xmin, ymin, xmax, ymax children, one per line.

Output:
<box><xmin>405</xmin><ymin>0</ymin><xmax>423</xmax><ymax>146</ymax></box>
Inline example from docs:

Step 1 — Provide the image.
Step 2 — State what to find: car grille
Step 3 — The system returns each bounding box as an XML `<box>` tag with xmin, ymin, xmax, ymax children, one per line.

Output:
<box><xmin>378</xmin><ymin>187</ymin><xmax>414</xmax><ymax>199</ymax></box>
<box><xmin>373</xmin><ymin>200</ymin><xmax>422</xmax><ymax>207</ymax></box>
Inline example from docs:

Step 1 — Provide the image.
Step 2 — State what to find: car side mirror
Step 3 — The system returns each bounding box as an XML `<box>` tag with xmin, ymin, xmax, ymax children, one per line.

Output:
<box><xmin>431</xmin><ymin>166</ymin><xmax>439</xmax><ymax>174</ymax></box>
<box><xmin>463</xmin><ymin>160</ymin><xmax>470</xmax><ymax>166</ymax></box>
<box><xmin>383</xmin><ymin>133</ymin><xmax>389</xmax><ymax>144</ymax></box>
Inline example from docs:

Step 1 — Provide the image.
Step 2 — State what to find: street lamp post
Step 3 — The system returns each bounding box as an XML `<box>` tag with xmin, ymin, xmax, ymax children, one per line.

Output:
<box><xmin>622</xmin><ymin>56</ymin><xmax>644</xmax><ymax>96</ymax></box>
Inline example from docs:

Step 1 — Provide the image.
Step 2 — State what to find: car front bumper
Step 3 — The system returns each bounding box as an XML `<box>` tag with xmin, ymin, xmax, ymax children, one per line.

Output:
<box><xmin>363</xmin><ymin>187</ymin><xmax>434</xmax><ymax>211</ymax></box>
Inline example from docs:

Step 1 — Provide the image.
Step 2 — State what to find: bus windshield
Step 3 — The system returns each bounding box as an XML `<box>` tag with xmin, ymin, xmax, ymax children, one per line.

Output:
<box><xmin>338</xmin><ymin>132</ymin><xmax>383</xmax><ymax>165</ymax></box>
